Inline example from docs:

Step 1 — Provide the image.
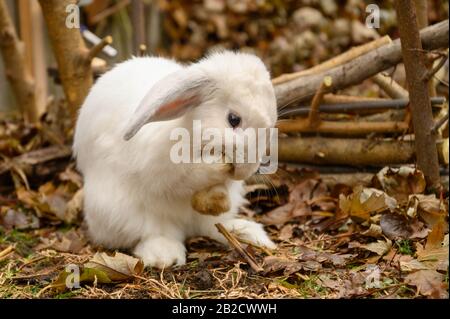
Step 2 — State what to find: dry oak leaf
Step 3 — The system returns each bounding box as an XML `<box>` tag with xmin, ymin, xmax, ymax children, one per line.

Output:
<box><xmin>339</xmin><ymin>187</ymin><xmax>397</xmax><ymax>222</ymax></box>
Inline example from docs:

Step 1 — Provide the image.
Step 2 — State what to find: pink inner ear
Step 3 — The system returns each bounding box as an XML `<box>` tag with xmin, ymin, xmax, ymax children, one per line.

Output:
<box><xmin>153</xmin><ymin>95</ymin><xmax>200</xmax><ymax>120</ymax></box>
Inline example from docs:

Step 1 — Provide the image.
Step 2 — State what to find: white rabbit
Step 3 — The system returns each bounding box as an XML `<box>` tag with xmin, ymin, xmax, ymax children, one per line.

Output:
<box><xmin>73</xmin><ymin>51</ymin><xmax>277</xmax><ymax>268</ymax></box>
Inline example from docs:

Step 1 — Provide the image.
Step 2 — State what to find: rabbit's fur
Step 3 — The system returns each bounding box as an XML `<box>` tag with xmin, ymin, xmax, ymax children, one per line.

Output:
<box><xmin>73</xmin><ymin>51</ymin><xmax>277</xmax><ymax>268</ymax></box>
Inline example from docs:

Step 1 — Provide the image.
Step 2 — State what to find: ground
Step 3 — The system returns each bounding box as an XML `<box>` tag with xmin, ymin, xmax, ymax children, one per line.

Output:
<box><xmin>0</xmin><ymin>121</ymin><xmax>448</xmax><ymax>298</ymax></box>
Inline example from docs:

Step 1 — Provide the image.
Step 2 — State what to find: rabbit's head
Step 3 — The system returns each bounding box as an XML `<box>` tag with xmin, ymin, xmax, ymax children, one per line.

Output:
<box><xmin>123</xmin><ymin>51</ymin><xmax>277</xmax><ymax>181</ymax></box>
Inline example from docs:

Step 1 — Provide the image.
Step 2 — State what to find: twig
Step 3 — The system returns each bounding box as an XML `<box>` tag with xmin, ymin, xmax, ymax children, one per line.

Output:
<box><xmin>0</xmin><ymin>245</ymin><xmax>15</xmax><ymax>261</ymax></box>
<box><xmin>86</xmin><ymin>35</ymin><xmax>113</xmax><ymax>63</ymax></box>
<box><xmin>323</xmin><ymin>94</ymin><xmax>387</xmax><ymax>104</ymax></box>
<box><xmin>372</xmin><ymin>73</ymin><xmax>409</xmax><ymax>99</ymax></box>
<box><xmin>215</xmin><ymin>223</ymin><xmax>264</xmax><ymax>273</ymax></box>
<box><xmin>307</xmin><ymin>76</ymin><xmax>332</xmax><ymax>128</ymax></box>
<box><xmin>279</xmin><ymin>97</ymin><xmax>446</xmax><ymax>117</ymax></box>
<box><xmin>235</xmin><ymin>237</ymin><xmax>273</xmax><ymax>256</ymax></box>
<box><xmin>432</xmin><ymin>112</ymin><xmax>449</xmax><ymax>134</ymax></box>
<box><xmin>277</xmin><ymin>118</ymin><xmax>409</xmax><ymax>135</ymax></box>
<box><xmin>422</xmin><ymin>53</ymin><xmax>449</xmax><ymax>82</ymax></box>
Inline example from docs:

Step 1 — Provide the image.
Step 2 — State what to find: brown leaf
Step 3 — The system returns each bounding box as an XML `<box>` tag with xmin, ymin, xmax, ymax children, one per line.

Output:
<box><xmin>360</xmin><ymin>239</ymin><xmax>392</xmax><ymax>256</ymax></box>
<box><xmin>51</xmin><ymin>230</ymin><xmax>86</xmax><ymax>253</ymax></box>
<box><xmin>380</xmin><ymin>213</ymin><xmax>412</xmax><ymax>240</ymax></box>
<box><xmin>407</xmin><ymin>194</ymin><xmax>447</xmax><ymax>227</ymax></box>
<box><xmin>0</xmin><ymin>208</ymin><xmax>39</xmax><ymax>230</ymax></box>
<box><xmin>260</xmin><ymin>202</ymin><xmax>295</xmax><ymax>226</ymax></box>
<box><xmin>375</xmin><ymin>167</ymin><xmax>426</xmax><ymax>202</ymax></box>
<box><xmin>405</xmin><ymin>270</ymin><xmax>448</xmax><ymax>298</ymax></box>
<box><xmin>263</xmin><ymin>256</ymin><xmax>304</xmax><ymax>275</ymax></box>
<box><xmin>85</xmin><ymin>252</ymin><xmax>144</xmax><ymax>282</ymax></box>
<box><xmin>339</xmin><ymin>187</ymin><xmax>397</xmax><ymax>222</ymax></box>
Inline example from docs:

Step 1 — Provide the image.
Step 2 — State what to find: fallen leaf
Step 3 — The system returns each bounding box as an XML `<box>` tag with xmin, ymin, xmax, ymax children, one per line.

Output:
<box><xmin>360</xmin><ymin>239</ymin><xmax>392</xmax><ymax>256</ymax></box>
<box><xmin>0</xmin><ymin>208</ymin><xmax>39</xmax><ymax>230</ymax></box>
<box><xmin>407</xmin><ymin>194</ymin><xmax>447</xmax><ymax>227</ymax></box>
<box><xmin>339</xmin><ymin>187</ymin><xmax>397</xmax><ymax>222</ymax></box>
<box><xmin>263</xmin><ymin>256</ymin><xmax>305</xmax><ymax>275</ymax></box>
<box><xmin>380</xmin><ymin>213</ymin><xmax>412</xmax><ymax>239</ymax></box>
<box><xmin>85</xmin><ymin>252</ymin><xmax>144</xmax><ymax>282</ymax></box>
<box><xmin>361</xmin><ymin>224</ymin><xmax>383</xmax><ymax>238</ymax></box>
<box><xmin>260</xmin><ymin>202</ymin><xmax>295</xmax><ymax>226</ymax></box>
<box><xmin>405</xmin><ymin>270</ymin><xmax>448</xmax><ymax>298</ymax></box>
<box><xmin>374</xmin><ymin>166</ymin><xmax>426</xmax><ymax>202</ymax></box>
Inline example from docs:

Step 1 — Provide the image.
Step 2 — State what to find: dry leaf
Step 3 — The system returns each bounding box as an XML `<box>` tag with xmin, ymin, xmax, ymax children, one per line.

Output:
<box><xmin>380</xmin><ymin>213</ymin><xmax>412</xmax><ymax>239</ymax></box>
<box><xmin>85</xmin><ymin>252</ymin><xmax>144</xmax><ymax>281</ymax></box>
<box><xmin>360</xmin><ymin>239</ymin><xmax>392</xmax><ymax>256</ymax></box>
<box><xmin>339</xmin><ymin>187</ymin><xmax>397</xmax><ymax>222</ymax></box>
<box><xmin>405</xmin><ymin>270</ymin><xmax>448</xmax><ymax>298</ymax></box>
<box><xmin>374</xmin><ymin>166</ymin><xmax>426</xmax><ymax>202</ymax></box>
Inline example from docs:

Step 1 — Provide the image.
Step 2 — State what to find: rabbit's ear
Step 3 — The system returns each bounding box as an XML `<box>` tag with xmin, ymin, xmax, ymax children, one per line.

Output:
<box><xmin>123</xmin><ymin>69</ymin><xmax>211</xmax><ymax>141</ymax></box>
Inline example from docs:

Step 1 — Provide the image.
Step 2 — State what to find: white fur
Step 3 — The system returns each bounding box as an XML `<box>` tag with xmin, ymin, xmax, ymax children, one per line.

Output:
<box><xmin>73</xmin><ymin>51</ymin><xmax>277</xmax><ymax>268</ymax></box>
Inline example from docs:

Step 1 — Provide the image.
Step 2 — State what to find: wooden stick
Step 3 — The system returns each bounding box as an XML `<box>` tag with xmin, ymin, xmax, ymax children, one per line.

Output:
<box><xmin>131</xmin><ymin>0</ymin><xmax>146</xmax><ymax>55</ymax></box>
<box><xmin>86</xmin><ymin>35</ymin><xmax>113</xmax><ymax>62</ymax></box>
<box><xmin>274</xmin><ymin>20</ymin><xmax>449</xmax><ymax>108</ymax></box>
<box><xmin>307</xmin><ymin>76</ymin><xmax>332</xmax><ymax>128</ymax></box>
<box><xmin>322</xmin><ymin>94</ymin><xmax>388</xmax><ymax>104</ymax></box>
<box><xmin>215</xmin><ymin>223</ymin><xmax>264</xmax><ymax>273</ymax></box>
<box><xmin>0</xmin><ymin>245</ymin><xmax>14</xmax><ymax>260</ymax></box>
<box><xmin>277</xmin><ymin>118</ymin><xmax>409</xmax><ymax>135</ymax></box>
<box><xmin>422</xmin><ymin>53</ymin><xmax>449</xmax><ymax>82</ymax></box>
<box><xmin>395</xmin><ymin>0</ymin><xmax>441</xmax><ymax>189</ymax></box>
<box><xmin>372</xmin><ymin>73</ymin><xmax>409</xmax><ymax>99</ymax></box>
<box><xmin>272</xmin><ymin>36</ymin><xmax>392</xmax><ymax>85</ymax></box>
<box><xmin>279</xmin><ymin>97</ymin><xmax>446</xmax><ymax>117</ymax></box>
<box><xmin>432</xmin><ymin>112</ymin><xmax>449</xmax><ymax>134</ymax></box>
<box><xmin>278</xmin><ymin>137</ymin><xmax>449</xmax><ymax>166</ymax></box>
<box><xmin>0</xmin><ymin>0</ymin><xmax>39</xmax><ymax>123</ymax></box>
<box><xmin>0</xmin><ymin>146</ymin><xmax>71</xmax><ymax>175</ymax></box>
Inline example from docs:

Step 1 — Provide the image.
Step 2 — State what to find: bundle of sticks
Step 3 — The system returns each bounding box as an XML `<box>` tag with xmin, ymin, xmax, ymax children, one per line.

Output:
<box><xmin>272</xmin><ymin>19</ymin><xmax>449</xmax><ymax>173</ymax></box>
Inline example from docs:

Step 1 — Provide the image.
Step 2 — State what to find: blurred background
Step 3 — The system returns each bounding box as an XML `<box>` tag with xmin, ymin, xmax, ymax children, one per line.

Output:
<box><xmin>1</xmin><ymin>0</ymin><xmax>448</xmax><ymax>116</ymax></box>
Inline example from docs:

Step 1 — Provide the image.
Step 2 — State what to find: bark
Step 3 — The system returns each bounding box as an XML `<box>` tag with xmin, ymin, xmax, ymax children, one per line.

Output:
<box><xmin>274</xmin><ymin>19</ymin><xmax>449</xmax><ymax>108</ymax></box>
<box><xmin>0</xmin><ymin>0</ymin><xmax>39</xmax><ymax>123</ymax></box>
<box><xmin>38</xmin><ymin>0</ymin><xmax>93</xmax><ymax>119</ymax></box>
<box><xmin>131</xmin><ymin>0</ymin><xmax>145</xmax><ymax>55</ymax></box>
<box><xmin>394</xmin><ymin>0</ymin><xmax>441</xmax><ymax>189</ymax></box>
<box><xmin>278</xmin><ymin>137</ymin><xmax>448</xmax><ymax>166</ymax></box>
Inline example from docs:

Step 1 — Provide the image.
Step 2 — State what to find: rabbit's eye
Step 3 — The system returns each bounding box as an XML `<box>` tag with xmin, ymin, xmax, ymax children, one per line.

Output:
<box><xmin>228</xmin><ymin>112</ymin><xmax>241</xmax><ymax>128</ymax></box>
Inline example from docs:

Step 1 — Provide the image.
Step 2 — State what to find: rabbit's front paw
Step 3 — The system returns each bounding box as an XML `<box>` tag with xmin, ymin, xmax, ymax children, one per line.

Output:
<box><xmin>191</xmin><ymin>184</ymin><xmax>230</xmax><ymax>216</ymax></box>
<box><xmin>224</xmin><ymin>219</ymin><xmax>276</xmax><ymax>249</ymax></box>
<box><xmin>134</xmin><ymin>236</ymin><xmax>186</xmax><ymax>268</ymax></box>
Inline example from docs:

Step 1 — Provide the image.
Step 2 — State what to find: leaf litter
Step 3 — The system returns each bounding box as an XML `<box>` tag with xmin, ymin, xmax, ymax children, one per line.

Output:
<box><xmin>0</xmin><ymin>1</ymin><xmax>448</xmax><ymax>298</ymax></box>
